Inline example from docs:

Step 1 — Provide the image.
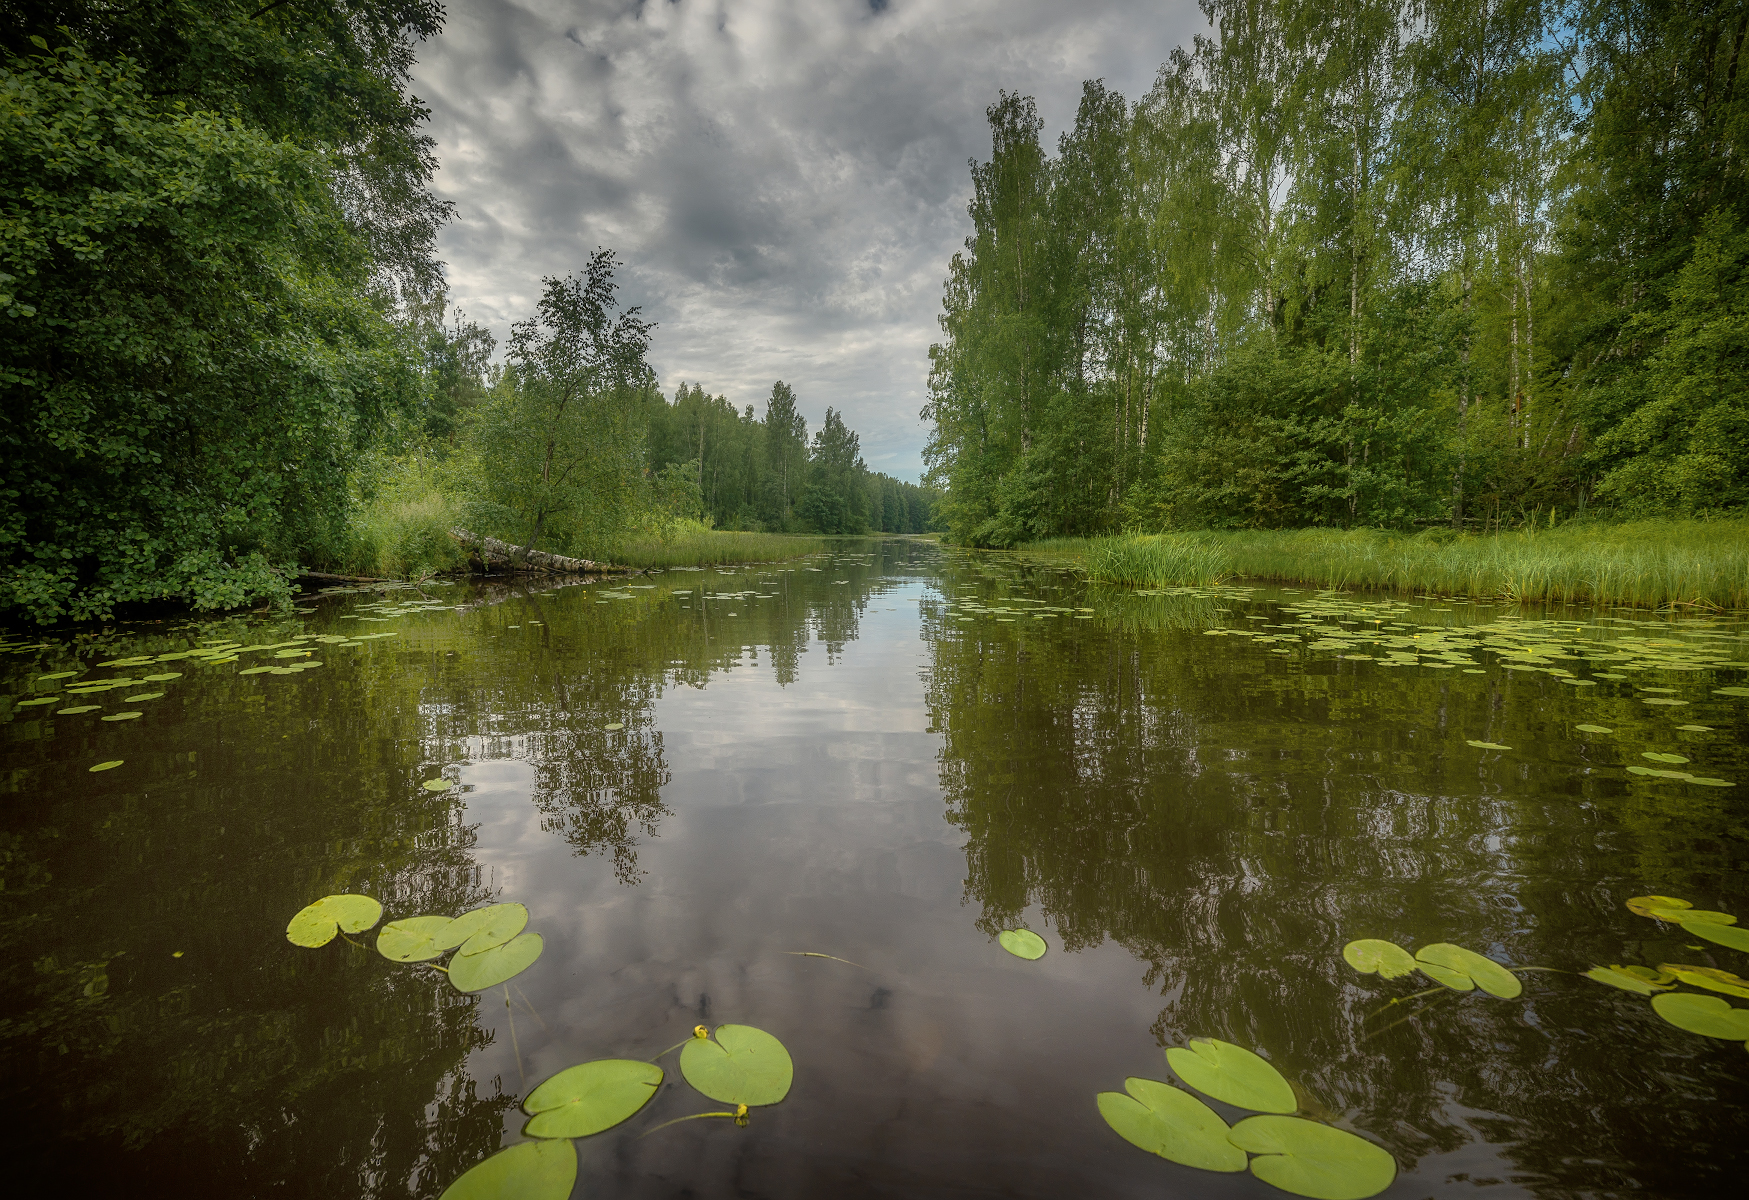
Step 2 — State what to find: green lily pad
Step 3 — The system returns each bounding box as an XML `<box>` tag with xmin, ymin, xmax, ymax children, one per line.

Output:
<box><xmin>1658</xmin><ymin>964</ymin><xmax>1749</xmax><ymax>998</ymax></box>
<box><xmin>432</xmin><ymin>903</ymin><xmax>529</xmax><ymax>954</ymax></box>
<box><xmin>1684</xmin><ymin>921</ymin><xmax>1749</xmax><ymax>953</ymax></box>
<box><xmin>448</xmin><ymin>932</ymin><xmax>544</xmax><ymax>991</ymax></box>
<box><xmin>523</xmin><ymin>1059</ymin><xmax>663</xmax><ymax>1138</ymax></box>
<box><xmin>141</xmin><ymin>673</ymin><xmax>182</xmax><ymax>681</ymax></box>
<box><xmin>1414</xmin><ymin>944</ymin><xmax>1521</xmax><ymax>999</ymax></box>
<box><xmin>286</xmin><ymin>894</ymin><xmax>383</xmax><ymax>947</ymax></box>
<box><xmin>58</xmin><ymin>705</ymin><xmax>100</xmax><ymax>715</ymax></box>
<box><xmin>1341</xmin><ymin>939</ymin><xmax>1416</xmax><ymax>979</ymax></box>
<box><xmin>1228</xmin><ymin>1114</ymin><xmax>1398</xmax><ymax>1200</ymax></box>
<box><xmin>679</xmin><ymin>1024</ymin><xmax>794</xmax><ymax>1106</ymax></box>
<box><xmin>100</xmin><ymin>711</ymin><xmax>143</xmax><ymax>722</ymax></box>
<box><xmin>1677</xmin><ymin>724</ymin><xmax>1713</xmax><ymax>732</ymax></box>
<box><xmin>1643</xmin><ymin>751</ymin><xmax>1690</xmax><ymax>764</ymax></box>
<box><xmin>438</xmin><ymin>1139</ymin><xmax>576</xmax><ymax>1200</ymax></box>
<box><xmin>1650</xmin><ymin>992</ymin><xmax>1749</xmax><ymax>1040</ymax></box>
<box><xmin>604</xmin><ymin>722</ymin><xmax>624</xmax><ymax>731</ymax></box>
<box><xmin>1166</xmin><ymin>1038</ymin><xmax>1295</xmax><ymax>1113</ymax></box>
<box><xmin>421</xmin><ymin>778</ymin><xmax>453</xmax><ymax>792</ymax></box>
<box><xmin>1627</xmin><ymin>895</ymin><xmax>1690</xmax><ymax>918</ymax></box>
<box><xmin>1575</xmin><ymin>724</ymin><xmax>1613</xmax><ymax>733</ymax></box>
<box><xmin>1096</xmin><ymin>1077</ymin><xmax>1247</xmax><ymax>1172</ymax></box>
<box><xmin>88</xmin><ymin>760</ymin><xmax>124</xmax><ymax>772</ymax></box>
<box><xmin>1584</xmin><ymin>965</ymin><xmax>1675</xmax><ymax>994</ymax></box>
<box><xmin>999</xmin><ymin>929</ymin><xmax>1047</xmax><ymax>960</ymax></box>
<box><xmin>1465</xmin><ymin>740</ymin><xmax>1511</xmax><ymax>750</ymax></box>
<box><xmin>376</xmin><ymin>916</ymin><xmax>456</xmax><ymax>962</ymax></box>
<box><xmin>1642</xmin><ymin>697</ymin><xmax>1689</xmax><ymax>706</ymax></box>
<box><xmin>1659</xmin><ymin>909</ymin><xmax>1736</xmax><ymax>926</ymax></box>
<box><xmin>15</xmin><ymin>697</ymin><xmax>59</xmax><ymax>707</ymax></box>
<box><xmin>38</xmin><ymin>671</ymin><xmax>78</xmax><ymax>680</ymax></box>
<box><xmin>123</xmin><ymin>692</ymin><xmax>164</xmax><ymax>702</ymax></box>
<box><xmin>1713</xmin><ymin>686</ymin><xmax>1749</xmax><ymax>697</ymax></box>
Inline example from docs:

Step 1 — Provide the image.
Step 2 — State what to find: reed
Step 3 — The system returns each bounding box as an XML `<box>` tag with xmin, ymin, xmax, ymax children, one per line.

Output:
<box><xmin>1022</xmin><ymin>520</ymin><xmax>1749</xmax><ymax>609</ymax></box>
<box><xmin>606</xmin><ymin>528</ymin><xmax>826</xmax><ymax>569</ymax></box>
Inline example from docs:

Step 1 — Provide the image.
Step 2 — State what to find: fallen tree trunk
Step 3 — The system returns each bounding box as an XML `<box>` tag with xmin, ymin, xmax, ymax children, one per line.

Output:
<box><xmin>449</xmin><ymin>528</ymin><xmax>631</xmax><ymax>574</ymax></box>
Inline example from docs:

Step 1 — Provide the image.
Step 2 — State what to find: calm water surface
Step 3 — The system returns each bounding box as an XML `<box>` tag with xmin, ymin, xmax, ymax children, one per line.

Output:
<box><xmin>3</xmin><ymin>539</ymin><xmax>1747</xmax><ymax>1198</ymax></box>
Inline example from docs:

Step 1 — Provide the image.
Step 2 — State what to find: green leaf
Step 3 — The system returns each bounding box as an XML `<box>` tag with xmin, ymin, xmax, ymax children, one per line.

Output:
<box><xmin>523</xmin><ymin>1059</ymin><xmax>663</xmax><ymax>1138</ymax></box>
<box><xmin>1166</xmin><ymin>1038</ymin><xmax>1295</xmax><ymax>1114</ymax></box>
<box><xmin>432</xmin><ymin>903</ymin><xmax>529</xmax><ymax>953</ymax></box>
<box><xmin>998</xmin><ymin>929</ymin><xmax>1047</xmax><ymax>960</ymax></box>
<box><xmin>1650</xmin><ymin>992</ymin><xmax>1749</xmax><ymax>1040</ymax></box>
<box><xmin>1574</xmin><ymin>724</ymin><xmax>1613</xmax><ymax>733</ymax></box>
<box><xmin>1413</xmin><ymin>943</ymin><xmax>1522</xmax><ymax>999</ymax></box>
<box><xmin>100</xmin><ymin>712</ymin><xmax>143</xmax><ymax>721</ymax></box>
<box><xmin>286</xmin><ymin>894</ymin><xmax>382</xmax><ymax>947</ymax></box>
<box><xmin>449</xmin><ymin>932</ymin><xmax>544</xmax><ymax>992</ymax></box>
<box><xmin>1096</xmin><ymin>1078</ymin><xmax>1247</xmax><ymax>1172</ymax></box>
<box><xmin>421</xmin><ymin>778</ymin><xmax>453</xmax><ymax>792</ymax></box>
<box><xmin>88</xmin><ymin>760</ymin><xmax>124</xmax><ymax>772</ymax></box>
<box><xmin>375</xmin><ymin>916</ymin><xmax>456</xmax><ymax>963</ymax></box>
<box><xmin>679</xmin><ymin>1024</ymin><xmax>794</xmax><ymax>1106</ymax></box>
<box><xmin>438</xmin><ymin>1140</ymin><xmax>576</xmax><ymax>1200</ymax></box>
<box><xmin>1626</xmin><ymin>895</ymin><xmax>1690</xmax><ymax>918</ymax></box>
<box><xmin>1658</xmin><ymin>964</ymin><xmax>1749</xmax><ymax>998</ymax></box>
<box><xmin>1341</xmin><ymin>939</ymin><xmax>1416</xmax><ymax>979</ymax></box>
<box><xmin>1228</xmin><ymin>1115</ymin><xmax>1398</xmax><ymax>1200</ymax></box>
<box><xmin>1684</xmin><ymin>921</ymin><xmax>1749</xmax><ymax>953</ymax></box>
<box><xmin>1642</xmin><ymin>752</ymin><xmax>1690</xmax><ymax>764</ymax></box>
<box><xmin>1465</xmin><ymin>740</ymin><xmax>1511</xmax><ymax>750</ymax></box>
<box><xmin>1584</xmin><ymin>965</ymin><xmax>1674</xmax><ymax>994</ymax></box>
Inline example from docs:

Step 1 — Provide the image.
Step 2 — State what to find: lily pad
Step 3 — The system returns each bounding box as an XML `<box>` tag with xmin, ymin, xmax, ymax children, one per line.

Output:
<box><xmin>1658</xmin><ymin>964</ymin><xmax>1749</xmax><ymax>998</ymax></box>
<box><xmin>1713</xmin><ymin>686</ymin><xmax>1749</xmax><ymax>697</ymax></box>
<box><xmin>1465</xmin><ymin>740</ymin><xmax>1511</xmax><ymax>750</ymax></box>
<box><xmin>421</xmin><ymin>778</ymin><xmax>453</xmax><ymax>792</ymax></box>
<box><xmin>1650</xmin><ymin>992</ymin><xmax>1749</xmax><ymax>1041</ymax></box>
<box><xmin>1684</xmin><ymin>922</ymin><xmax>1749</xmax><ymax>953</ymax></box>
<box><xmin>1227</xmin><ymin>1114</ymin><xmax>1398</xmax><ymax>1200</ymax></box>
<box><xmin>376</xmin><ymin>916</ymin><xmax>456</xmax><ymax>962</ymax></box>
<box><xmin>1626</xmin><ymin>895</ymin><xmax>1690</xmax><ymax>918</ymax></box>
<box><xmin>1341</xmin><ymin>939</ymin><xmax>1416</xmax><ymax>979</ymax></box>
<box><xmin>438</xmin><ymin>1140</ymin><xmax>576</xmax><ymax>1200</ymax></box>
<box><xmin>1417</xmin><ymin>944</ymin><xmax>1521</xmax><ymax>998</ymax></box>
<box><xmin>604</xmin><ymin>722</ymin><xmax>624</xmax><ymax>731</ymax></box>
<box><xmin>1642</xmin><ymin>697</ymin><xmax>1689</xmax><ymax>706</ymax></box>
<box><xmin>88</xmin><ymin>760</ymin><xmax>124</xmax><ymax>772</ymax></box>
<box><xmin>448</xmin><ymin>932</ymin><xmax>544</xmax><ymax>991</ymax></box>
<box><xmin>999</xmin><ymin>929</ymin><xmax>1047</xmax><ymax>960</ymax></box>
<box><xmin>1585</xmin><ymin>965</ymin><xmax>1675</xmax><ymax>994</ymax></box>
<box><xmin>1166</xmin><ymin>1038</ymin><xmax>1295</xmax><ymax>1114</ymax></box>
<box><xmin>1575</xmin><ymin>724</ymin><xmax>1613</xmax><ymax>733</ymax></box>
<box><xmin>1642</xmin><ymin>752</ymin><xmax>1690</xmax><ymax>764</ymax></box>
<box><xmin>1096</xmin><ymin>1077</ymin><xmax>1247</xmax><ymax>1172</ymax></box>
<box><xmin>432</xmin><ymin>903</ymin><xmax>529</xmax><ymax>954</ymax></box>
<box><xmin>58</xmin><ymin>706</ymin><xmax>100</xmax><ymax>715</ymax></box>
<box><xmin>286</xmin><ymin>894</ymin><xmax>383</xmax><ymax>947</ymax></box>
<box><xmin>123</xmin><ymin>693</ymin><xmax>164</xmax><ymax>702</ymax></box>
<box><xmin>523</xmin><ymin>1059</ymin><xmax>663</xmax><ymax>1138</ymax></box>
<box><xmin>679</xmin><ymin>1024</ymin><xmax>794</xmax><ymax>1107</ymax></box>
<box><xmin>100</xmin><ymin>712</ymin><xmax>143</xmax><ymax>722</ymax></box>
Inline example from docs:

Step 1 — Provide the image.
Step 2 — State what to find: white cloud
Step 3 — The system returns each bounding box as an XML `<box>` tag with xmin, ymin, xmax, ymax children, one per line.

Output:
<box><xmin>412</xmin><ymin>0</ymin><xmax>1204</xmax><ymax>479</ymax></box>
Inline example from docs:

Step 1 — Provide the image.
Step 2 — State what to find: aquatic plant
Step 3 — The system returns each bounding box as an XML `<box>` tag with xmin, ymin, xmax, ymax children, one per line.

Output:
<box><xmin>998</xmin><ymin>929</ymin><xmax>1047</xmax><ymax>959</ymax></box>
<box><xmin>523</xmin><ymin>1059</ymin><xmax>663</xmax><ymax>1138</ymax></box>
<box><xmin>285</xmin><ymin>894</ymin><xmax>382</xmax><ymax>947</ymax></box>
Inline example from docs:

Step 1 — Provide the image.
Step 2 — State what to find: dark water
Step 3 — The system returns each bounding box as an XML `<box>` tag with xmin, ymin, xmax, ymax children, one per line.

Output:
<box><xmin>3</xmin><ymin>538</ymin><xmax>1747</xmax><ymax>1199</ymax></box>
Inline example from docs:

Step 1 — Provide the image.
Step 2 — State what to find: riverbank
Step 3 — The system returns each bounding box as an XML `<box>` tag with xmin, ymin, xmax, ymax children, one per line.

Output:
<box><xmin>1018</xmin><ymin>521</ymin><xmax>1749</xmax><ymax>609</ymax></box>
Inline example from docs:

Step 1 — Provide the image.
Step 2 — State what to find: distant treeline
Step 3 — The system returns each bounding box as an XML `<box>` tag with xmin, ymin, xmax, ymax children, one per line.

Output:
<box><xmin>925</xmin><ymin>0</ymin><xmax>1749</xmax><ymax>545</ymax></box>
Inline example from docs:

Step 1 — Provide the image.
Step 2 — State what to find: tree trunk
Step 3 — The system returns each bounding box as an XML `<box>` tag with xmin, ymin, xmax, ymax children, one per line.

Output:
<box><xmin>451</xmin><ymin>529</ymin><xmax>631</xmax><ymax>574</ymax></box>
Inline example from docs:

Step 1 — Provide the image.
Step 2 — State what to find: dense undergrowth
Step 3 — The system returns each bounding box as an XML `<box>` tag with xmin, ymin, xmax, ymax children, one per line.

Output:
<box><xmin>1022</xmin><ymin>521</ymin><xmax>1749</xmax><ymax>609</ymax></box>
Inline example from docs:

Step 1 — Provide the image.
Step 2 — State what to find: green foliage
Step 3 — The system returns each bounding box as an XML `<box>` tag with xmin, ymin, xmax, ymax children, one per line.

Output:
<box><xmin>798</xmin><ymin>408</ymin><xmax>868</xmax><ymax>533</ymax></box>
<box><xmin>337</xmin><ymin>449</ymin><xmax>465</xmax><ymax>578</ymax></box>
<box><xmin>522</xmin><ymin>1060</ymin><xmax>662</xmax><ymax>1139</ymax></box>
<box><xmin>677</xmin><ymin>1024</ymin><xmax>794</xmax><ymax>1107</ymax></box>
<box><xmin>605</xmin><ymin>526</ymin><xmax>826</xmax><ymax>570</ymax></box>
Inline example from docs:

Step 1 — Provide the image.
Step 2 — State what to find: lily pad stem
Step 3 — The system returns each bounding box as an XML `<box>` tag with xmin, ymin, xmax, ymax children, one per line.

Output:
<box><xmin>638</xmin><ymin>1110</ymin><xmax>739</xmax><ymax>1138</ymax></box>
<box><xmin>1365</xmin><ymin>986</ymin><xmax>1444</xmax><ymax>1019</ymax></box>
<box><xmin>649</xmin><ymin>1038</ymin><xmax>695</xmax><ymax>1063</ymax></box>
<box><xmin>787</xmin><ymin>951</ymin><xmax>870</xmax><ymax>970</ymax></box>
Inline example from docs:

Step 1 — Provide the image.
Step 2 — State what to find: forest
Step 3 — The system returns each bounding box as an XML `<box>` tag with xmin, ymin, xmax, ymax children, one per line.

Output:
<box><xmin>925</xmin><ymin>0</ymin><xmax>1749</xmax><ymax>545</ymax></box>
<box><xmin>0</xmin><ymin>1</ymin><xmax>933</xmax><ymax>625</ymax></box>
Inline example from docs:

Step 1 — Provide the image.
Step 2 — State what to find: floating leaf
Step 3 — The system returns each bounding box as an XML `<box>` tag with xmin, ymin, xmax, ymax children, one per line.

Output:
<box><xmin>376</xmin><ymin>916</ymin><xmax>455</xmax><ymax>962</ymax></box>
<box><xmin>1713</xmin><ymin>687</ymin><xmax>1749</xmax><ymax>697</ymax></box>
<box><xmin>1585</xmin><ymin>965</ymin><xmax>1674</xmax><ymax>994</ymax></box>
<box><xmin>523</xmin><ymin>1059</ymin><xmax>663</xmax><ymax>1138</ymax></box>
<box><xmin>286</xmin><ymin>894</ymin><xmax>382</xmax><ymax>947</ymax></box>
<box><xmin>1657</xmin><ymin>964</ymin><xmax>1749</xmax><ymax>998</ymax></box>
<box><xmin>438</xmin><ymin>1140</ymin><xmax>576</xmax><ymax>1200</ymax></box>
<box><xmin>1642</xmin><ymin>751</ymin><xmax>1690</xmax><ymax>764</ymax></box>
<box><xmin>1415</xmin><ymin>944</ymin><xmax>1522</xmax><ymax>998</ymax></box>
<box><xmin>88</xmin><ymin>760</ymin><xmax>123</xmax><ymax>773</ymax></box>
<box><xmin>1166</xmin><ymin>1038</ymin><xmax>1295</xmax><ymax>1114</ymax></box>
<box><xmin>433</xmin><ymin>903</ymin><xmax>529</xmax><ymax>954</ymax></box>
<box><xmin>999</xmin><ymin>929</ymin><xmax>1047</xmax><ymax>960</ymax></box>
<box><xmin>1096</xmin><ymin>1078</ymin><xmax>1246</xmax><ymax>1172</ymax></box>
<box><xmin>1626</xmin><ymin>895</ymin><xmax>1690</xmax><ymax>919</ymax></box>
<box><xmin>99</xmin><ymin>712</ymin><xmax>143</xmax><ymax>722</ymax></box>
<box><xmin>604</xmin><ymin>722</ymin><xmax>624</xmax><ymax>731</ymax></box>
<box><xmin>1661</xmin><ymin>909</ymin><xmax>1735</xmax><ymax>926</ymax></box>
<box><xmin>679</xmin><ymin>1024</ymin><xmax>793</xmax><ymax>1107</ymax></box>
<box><xmin>1341</xmin><ymin>939</ymin><xmax>1416</xmax><ymax>979</ymax></box>
<box><xmin>37</xmin><ymin>671</ymin><xmax>78</xmax><ymax>680</ymax></box>
<box><xmin>1574</xmin><ymin>724</ymin><xmax>1613</xmax><ymax>733</ymax></box>
<box><xmin>1684</xmin><ymin>922</ymin><xmax>1749</xmax><ymax>953</ymax></box>
<box><xmin>58</xmin><ymin>706</ymin><xmax>100</xmax><ymax>715</ymax></box>
<box><xmin>1677</xmin><ymin>724</ymin><xmax>1713</xmax><ymax>732</ymax></box>
<box><xmin>123</xmin><ymin>693</ymin><xmax>164</xmax><ymax>702</ymax></box>
<box><xmin>15</xmin><ymin>697</ymin><xmax>59</xmax><ymax>707</ymax></box>
<box><xmin>1642</xmin><ymin>697</ymin><xmax>1689</xmax><ymax>706</ymax></box>
<box><xmin>448</xmin><ymin>932</ymin><xmax>544</xmax><ymax>991</ymax></box>
<box><xmin>1465</xmin><ymin>740</ymin><xmax>1511</xmax><ymax>750</ymax></box>
<box><xmin>1227</xmin><ymin>1115</ymin><xmax>1398</xmax><ymax>1200</ymax></box>
<box><xmin>421</xmin><ymin>778</ymin><xmax>453</xmax><ymax>792</ymax></box>
<box><xmin>1650</xmin><ymin>992</ymin><xmax>1749</xmax><ymax>1041</ymax></box>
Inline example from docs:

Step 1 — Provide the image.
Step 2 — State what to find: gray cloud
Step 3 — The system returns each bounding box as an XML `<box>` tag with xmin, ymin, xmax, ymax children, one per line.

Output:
<box><xmin>413</xmin><ymin>0</ymin><xmax>1203</xmax><ymax>479</ymax></box>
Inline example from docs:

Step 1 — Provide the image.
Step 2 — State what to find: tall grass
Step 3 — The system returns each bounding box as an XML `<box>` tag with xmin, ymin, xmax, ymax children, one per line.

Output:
<box><xmin>606</xmin><ymin>527</ymin><xmax>826</xmax><ymax>569</ymax></box>
<box><xmin>339</xmin><ymin>457</ymin><xmax>466</xmax><ymax>579</ymax></box>
<box><xmin>1023</xmin><ymin>520</ymin><xmax>1749</xmax><ymax>608</ymax></box>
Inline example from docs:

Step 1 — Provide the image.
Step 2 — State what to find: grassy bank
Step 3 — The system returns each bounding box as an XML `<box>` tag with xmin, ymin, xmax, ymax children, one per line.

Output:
<box><xmin>1021</xmin><ymin>521</ymin><xmax>1749</xmax><ymax>609</ymax></box>
<box><xmin>607</xmin><ymin>529</ymin><xmax>826</xmax><ymax>569</ymax></box>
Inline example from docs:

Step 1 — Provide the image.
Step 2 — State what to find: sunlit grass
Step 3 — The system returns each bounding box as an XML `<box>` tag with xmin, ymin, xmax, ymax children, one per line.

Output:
<box><xmin>606</xmin><ymin>528</ymin><xmax>826</xmax><ymax>569</ymax></box>
<box><xmin>1019</xmin><ymin>520</ymin><xmax>1749</xmax><ymax>609</ymax></box>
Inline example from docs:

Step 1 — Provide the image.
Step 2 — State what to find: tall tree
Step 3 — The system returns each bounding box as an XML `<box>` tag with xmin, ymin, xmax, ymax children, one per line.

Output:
<box><xmin>762</xmin><ymin>381</ymin><xmax>808</xmax><ymax>529</ymax></box>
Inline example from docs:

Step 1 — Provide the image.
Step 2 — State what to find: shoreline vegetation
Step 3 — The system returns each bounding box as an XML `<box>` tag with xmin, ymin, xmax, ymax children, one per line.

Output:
<box><xmin>1016</xmin><ymin>520</ymin><xmax>1749</xmax><ymax>611</ymax></box>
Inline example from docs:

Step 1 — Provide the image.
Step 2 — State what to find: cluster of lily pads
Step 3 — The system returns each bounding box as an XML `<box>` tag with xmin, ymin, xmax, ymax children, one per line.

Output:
<box><xmin>1585</xmin><ymin>896</ymin><xmax>1749</xmax><ymax>1048</ymax></box>
<box><xmin>284</xmin><ymin>891</ymin><xmax>795</xmax><ymax>1198</ymax></box>
<box><xmin>1097</xmin><ymin>1038</ymin><xmax>1396</xmax><ymax>1200</ymax></box>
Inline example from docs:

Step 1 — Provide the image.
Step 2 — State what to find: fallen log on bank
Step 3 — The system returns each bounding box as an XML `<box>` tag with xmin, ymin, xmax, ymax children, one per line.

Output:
<box><xmin>449</xmin><ymin>528</ymin><xmax>633</xmax><ymax>574</ymax></box>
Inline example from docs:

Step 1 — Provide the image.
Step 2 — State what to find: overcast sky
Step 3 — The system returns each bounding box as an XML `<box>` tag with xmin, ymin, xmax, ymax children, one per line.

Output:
<box><xmin>412</xmin><ymin>0</ymin><xmax>1203</xmax><ymax>481</ymax></box>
